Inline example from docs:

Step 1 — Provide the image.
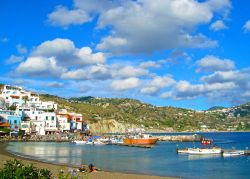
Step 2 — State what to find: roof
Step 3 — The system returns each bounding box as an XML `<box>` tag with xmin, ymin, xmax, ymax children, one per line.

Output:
<box><xmin>0</xmin><ymin>122</ymin><xmax>10</xmax><ymax>127</ymax></box>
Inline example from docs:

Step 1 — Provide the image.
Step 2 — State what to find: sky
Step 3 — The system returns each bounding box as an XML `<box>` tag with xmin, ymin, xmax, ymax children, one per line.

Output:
<box><xmin>0</xmin><ymin>0</ymin><xmax>250</xmax><ymax>110</ymax></box>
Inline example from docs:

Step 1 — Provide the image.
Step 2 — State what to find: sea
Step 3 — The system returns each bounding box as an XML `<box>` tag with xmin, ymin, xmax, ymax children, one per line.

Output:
<box><xmin>6</xmin><ymin>132</ymin><xmax>250</xmax><ymax>179</ymax></box>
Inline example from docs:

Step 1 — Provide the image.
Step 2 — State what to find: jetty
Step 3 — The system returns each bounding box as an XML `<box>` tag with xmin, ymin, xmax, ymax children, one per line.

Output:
<box><xmin>156</xmin><ymin>134</ymin><xmax>202</xmax><ymax>142</ymax></box>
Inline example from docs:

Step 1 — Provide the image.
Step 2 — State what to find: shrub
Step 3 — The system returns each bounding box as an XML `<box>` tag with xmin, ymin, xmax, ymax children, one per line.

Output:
<box><xmin>0</xmin><ymin>159</ymin><xmax>52</xmax><ymax>179</ymax></box>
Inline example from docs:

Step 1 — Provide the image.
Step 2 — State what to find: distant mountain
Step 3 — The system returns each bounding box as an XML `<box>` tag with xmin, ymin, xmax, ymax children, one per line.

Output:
<box><xmin>208</xmin><ymin>106</ymin><xmax>225</xmax><ymax>111</ymax></box>
<box><xmin>40</xmin><ymin>94</ymin><xmax>250</xmax><ymax>132</ymax></box>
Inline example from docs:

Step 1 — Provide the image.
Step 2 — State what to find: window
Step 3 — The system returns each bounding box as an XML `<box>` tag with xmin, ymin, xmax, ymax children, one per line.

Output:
<box><xmin>52</xmin><ymin>116</ymin><xmax>55</xmax><ymax>121</ymax></box>
<box><xmin>14</xmin><ymin>120</ymin><xmax>17</xmax><ymax>124</ymax></box>
<box><xmin>46</xmin><ymin>116</ymin><xmax>48</xmax><ymax>120</ymax></box>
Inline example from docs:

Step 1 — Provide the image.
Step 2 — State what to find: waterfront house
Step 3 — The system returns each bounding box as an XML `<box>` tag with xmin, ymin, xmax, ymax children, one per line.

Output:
<box><xmin>0</xmin><ymin>110</ymin><xmax>24</xmax><ymax>131</ymax></box>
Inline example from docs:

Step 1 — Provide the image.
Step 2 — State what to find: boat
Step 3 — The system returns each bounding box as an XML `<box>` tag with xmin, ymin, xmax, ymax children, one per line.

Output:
<box><xmin>222</xmin><ymin>150</ymin><xmax>245</xmax><ymax>157</ymax></box>
<box><xmin>201</xmin><ymin>139</ymin><xmax>213</xmax><ymax>145</ymax></box>
<box><xmin>123</xmin><ymin>133</ymin><xmax>157</xmax><ymax>145</ymax></box>
<box><xmin>177</xmin><ymin>147</ymin><xmax>222</xmax><ymax>154</ymax></box>
<box><xmin>72</xmin><ymin>140</ymin><xmax>87</xmax><ymax>144</ymax></box>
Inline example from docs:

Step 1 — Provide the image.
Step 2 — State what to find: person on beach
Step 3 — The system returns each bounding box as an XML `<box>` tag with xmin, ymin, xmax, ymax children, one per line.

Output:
<box><xmin>88</xmin><ymin>163</ymin><xmax>97</xmax><ymax>172</ymax></box>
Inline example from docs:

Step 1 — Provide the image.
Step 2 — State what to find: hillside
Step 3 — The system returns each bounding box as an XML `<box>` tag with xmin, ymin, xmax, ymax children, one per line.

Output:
<box><xmin>40</xmin><ymin>94</ymin><xmax>250</xmax><ymax>133</ymax></box>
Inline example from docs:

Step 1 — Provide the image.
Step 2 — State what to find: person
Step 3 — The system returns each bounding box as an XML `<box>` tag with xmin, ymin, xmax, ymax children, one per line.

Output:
<box><xmin>88</xmin><ymin>163</ymin><xmax>97</xmax><ymax>172</ymax></box>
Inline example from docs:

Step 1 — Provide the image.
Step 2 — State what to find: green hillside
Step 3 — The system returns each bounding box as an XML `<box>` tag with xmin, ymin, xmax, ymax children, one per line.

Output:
<box><xmin>40</xmin><ymin>94</ymin><xmax>250</xmax><ymax>132</ymax></box>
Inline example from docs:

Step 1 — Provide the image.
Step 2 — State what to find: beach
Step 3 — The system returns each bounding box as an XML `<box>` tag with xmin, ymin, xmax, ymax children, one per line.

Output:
<box><xmin>0</xmin><ymin>142</ymin><xmax>174</xmax><ymax>179</ymax></box>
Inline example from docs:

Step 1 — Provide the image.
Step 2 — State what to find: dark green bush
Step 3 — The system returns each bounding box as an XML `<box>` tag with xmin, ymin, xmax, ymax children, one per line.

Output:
<box><xmin>0</xmin><ymin>159</ymin><xmax>52</xmax><ymax>179</ymax></box>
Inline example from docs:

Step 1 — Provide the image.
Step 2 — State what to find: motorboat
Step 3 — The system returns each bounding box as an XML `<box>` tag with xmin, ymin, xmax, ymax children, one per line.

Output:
<box><xmin>177</xmin><ymin>147</ymin><xmax>222</xmax><ymax>154</ymax></box>
<box><xmin>72</xmin><ymin>140</ymin><xmax>87</xmax><ymax>144</ymax></box>
<box><xmin>222</xmin><ymin>150</ymin><xmax>245</xmax><ymax>157</ymax></box>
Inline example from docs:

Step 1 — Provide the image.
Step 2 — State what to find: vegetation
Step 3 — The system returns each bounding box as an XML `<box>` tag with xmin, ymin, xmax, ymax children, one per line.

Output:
<box><xmin>0</xmin><ymin>159</ymin><xmax>52</xmax><ymax>179</ymax></box>
<box><xmin>40</xmin><ymin>94</ymin><xmax>250</xmax><ymax>132</ymax></box>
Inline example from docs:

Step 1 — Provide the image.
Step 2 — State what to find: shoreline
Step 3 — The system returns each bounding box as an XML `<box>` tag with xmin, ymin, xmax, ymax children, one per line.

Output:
<box><xmin>0</xmin><ymin>142</ymin><xmax>175</xmax><ymax>179</ymax></box>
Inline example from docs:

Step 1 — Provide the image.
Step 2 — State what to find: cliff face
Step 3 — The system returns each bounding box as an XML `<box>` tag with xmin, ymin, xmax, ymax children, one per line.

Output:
<box><xmin>89</xmin><ymin>119</ymin><xmax>135</xmax><ymax>133</ymax></box>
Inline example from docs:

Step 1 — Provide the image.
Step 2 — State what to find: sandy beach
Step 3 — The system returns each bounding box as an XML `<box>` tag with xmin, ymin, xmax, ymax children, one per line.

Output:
<box><xmin>0</xmin><ymin>142</ymin><xmax>174</xmax><ymax>179</ymax></box>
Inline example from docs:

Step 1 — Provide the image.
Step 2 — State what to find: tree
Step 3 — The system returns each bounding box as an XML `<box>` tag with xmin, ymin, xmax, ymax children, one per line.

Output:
<box><xmin>22</xmin><ymin>96</ymin><xmax>29</xmax><ymax>105</ymax></box>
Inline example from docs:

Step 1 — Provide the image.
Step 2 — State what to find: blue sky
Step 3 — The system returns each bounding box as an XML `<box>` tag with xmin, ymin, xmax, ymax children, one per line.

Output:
<box><xmin>1</xmin><ymin>0</ymin><xmax>250</xmax><ymax>110</ymax></box>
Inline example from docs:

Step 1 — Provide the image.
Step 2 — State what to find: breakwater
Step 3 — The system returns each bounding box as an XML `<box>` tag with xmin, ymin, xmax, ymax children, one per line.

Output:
<box><xmin>155</xmin><ymin>134</ymin><xmax>202</xmax><ymax>142</ymax></box>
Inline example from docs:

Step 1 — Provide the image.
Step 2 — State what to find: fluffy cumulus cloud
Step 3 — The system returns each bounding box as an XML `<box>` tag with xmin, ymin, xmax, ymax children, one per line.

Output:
<box><xmin>48</xmin><ymin>0</ymin><xmax>231</xmax><ymax>55</ymax></box>
<box><xmin>141</xmin><ymin>76</ymin><xmax>176</xmax><ymax>95</ymax></box>
<box><xmin>62</xmin><ymin>65</ymin><xmax>111</xmax><ymax>80</ymax></box>
<box><xmin>112</xmin><ymin>66</ymin><xmax>150</xmax><ymax>78</ymax></box>
<box><xmin>243</xmin><ymin>20</ymin><xmax>250</xmax><ymax>32</ymax></box>
<box><xmin>31</xmin><ymin>38</ymin><xmax>105</xmax><ymax>67</ymax></box>
<box><xmin>96</xmin><ymin>0</ymin><xmax>230</xmax><ymax>54</ymax></box>
<box><xmin>210</xmin><ymin>20</ymin><xmax>228</xmax><ymax>31</ymax></box>
<box><xmin>111</xmin><ymin>77</ymin><xmax>140</xmax><ymax>91</ymax></box>
<box><xmin>16</xmin><ymin>57</ymin><xmax>66</xmax><ymax>77</ymax></box>
<box><xmin>162</xmin><ymin>80</ymin><xmax>236</xmax><ymax>100</ymax></box>
<box><xmin>196</xmin><ymin>55</ymin><xmax>235</xmax><ymax>72</ymax></box>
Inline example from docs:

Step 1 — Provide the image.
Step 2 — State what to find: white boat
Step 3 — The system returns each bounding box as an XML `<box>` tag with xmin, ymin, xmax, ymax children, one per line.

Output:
<box><xmin>222</xmin><ymin>150</ymin><xmax>244</xmax><ymax>157</ymax></box>
<box><xmin>72</xmin><ymin>140</ymin><xmax>87</xmax><ymax>144</ymax></box>
<box><xmin>177</xmin><ymin>147</ymin><xmax>222</xmax><ymax>154</ymax></box>
<box><xmin>85</xmin><ymin>139</ymin><xmax>106</xmax><ymax>145</ymax></box>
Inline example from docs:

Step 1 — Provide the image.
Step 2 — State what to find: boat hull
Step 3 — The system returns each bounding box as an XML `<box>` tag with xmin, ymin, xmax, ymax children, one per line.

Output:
<box><xmin>123</xmin><ymin>138</ymin><xmax>157</xmax><ymax>145</ymax></box>
<box><xmin>177</xmin><ymin>148</ymin><xmax>222</xmax><ymax>154</ymax></box>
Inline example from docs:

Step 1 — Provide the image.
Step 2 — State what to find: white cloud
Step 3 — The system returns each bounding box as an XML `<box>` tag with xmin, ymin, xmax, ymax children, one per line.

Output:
<box><xmin>196</xmin><ymin>55</ymin><xmax>235</xmax><ymax>72</ymax></box>
<box><xmin>32</xmin><ymin>38</ymin><xmax>105</xmax><ymax>67</ymax></box>
<box><xmin>113</xmin><ymin>66</ymin><xmax>149</xmax><ymax>78</ymax></box>
<box><xmin>141</xmin><ymin>76</ymin><xmax>176</xmax><ymax>95</ymax></box>
<box><xmin>5</xmin><ymin>55</ymin><xmax>24</xmax><ymax>64</ymax></box>
<box><xmin>139</xmin><ymin>61</ymin><xmax>162</xmax><ymax>69</ymax></box>
<box><xmin>164</xmin><ymin>80</ymin><xmax>236</xmax><ymax>100</ymax></box>
<box><xmin>16</xmin><ymin>44</ymin><xmax>27</xmax><ymax>54</ymax></box>
<box><xmin>16</xmin><ymin>56</ymin><xmax>66</xmax><ymax>77</ymax></box>
<box><xmin>48</xmin><ymin>0</ymin><xmax>231</xmax><ymax>55</ymax></box>
<box><xmin>61</xmin><ymin>65</ymin><xmax>111</xmax><ymax>80</ymax></box>
<box><xmin>47</xmin><ymin>6</ymin><xmax>91</xmax><ymax>28</ymax></box>
<box><xmin>111</xmin><ymin>77</ymin><xmax>140</xmax><ymax>91</ymax></box>
<box><xmin>243</xmin><ymin>20</ymin><xmax>250</xmax><ymax>32</ymax></box>
<box><xmin>96</xmin><ymin>0</ymin><xmax>231</xmax><ymax>54</ymax></box>
<box><xmin>210</xmin><ymin>20</ymin><xmax>228</xmax><ymax>31</ymax></box>
<box><xmin>61</xmin><ymin>69</ymin><xmax>87</xmax><ymax>80</ymax></box>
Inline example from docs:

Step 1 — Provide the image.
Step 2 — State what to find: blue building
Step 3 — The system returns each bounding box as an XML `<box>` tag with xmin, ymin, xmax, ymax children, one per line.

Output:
<box><xmin>0</xmin><ymin>110</ymin><xmax>24</xmax><ymax>131</ymax></box>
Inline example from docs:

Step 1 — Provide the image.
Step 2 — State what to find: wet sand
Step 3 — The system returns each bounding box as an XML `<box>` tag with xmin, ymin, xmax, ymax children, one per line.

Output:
<box><xmin>0</xmin><ymin>142</ymin><xmax>175</xmax><ymax>179</ymax></box>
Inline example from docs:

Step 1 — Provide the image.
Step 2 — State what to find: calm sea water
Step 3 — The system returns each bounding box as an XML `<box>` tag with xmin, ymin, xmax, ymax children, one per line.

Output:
<box><xmin>6</xmin><ymin>132</ymin><xmax>250</xmax><ymax>179</ymax></box>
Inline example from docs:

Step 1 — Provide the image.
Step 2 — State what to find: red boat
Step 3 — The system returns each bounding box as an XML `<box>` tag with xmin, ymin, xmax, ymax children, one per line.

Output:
<box><xmin>201</xmin><ymin>139</ymin><xmax>213</xmax><ymax>145</ymax></box>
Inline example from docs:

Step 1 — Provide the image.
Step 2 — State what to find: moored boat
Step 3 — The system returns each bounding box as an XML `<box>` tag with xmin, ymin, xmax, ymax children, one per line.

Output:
<box><xmin>72</xmin><ymin>140</ymin><xmax>87</xmax><ymax>144</ymax></box>
<box><xmin>123</xmin><ymin>134</ymin><xmax>157</xmax><ymax>145</ymax></box>
<box><xmin>177</xmin><ymin>147</ymin><xmax>222</xmax><ymax>154</ymax></box>
<box><xmin>222</xmin><ymin>150</ymin><xmax>244</xmax><ymax>157</ymax></box>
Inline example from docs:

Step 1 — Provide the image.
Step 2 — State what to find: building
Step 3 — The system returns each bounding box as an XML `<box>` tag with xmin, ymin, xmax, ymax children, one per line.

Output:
<box><xmin>0</xmin><ymin>110</ymin><xmax>24</xmax><ymax>131</ymax></box>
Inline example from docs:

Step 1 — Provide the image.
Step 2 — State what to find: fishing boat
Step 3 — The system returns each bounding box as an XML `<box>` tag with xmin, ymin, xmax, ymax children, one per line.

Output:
<box><xmin>222</xmin><ymin>150</ymin><xmax>245</xmax><ymax>157</ymax></box>
<box><xmin>123</xmin><ymin>133</ymin><xmax>158</xmax><ymax>145</ymax></box>
<box><xmin>177</xmin><ymin>147</ymin><xmax>222</xmax><ymax>154</ymax></box>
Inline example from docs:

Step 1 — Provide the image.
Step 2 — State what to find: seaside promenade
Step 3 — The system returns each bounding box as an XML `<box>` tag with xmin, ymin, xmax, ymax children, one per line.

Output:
<box><xmin>0</xmin><ymin>142</ymin><xmax>175</xmax><ymax>179</ymax></box>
